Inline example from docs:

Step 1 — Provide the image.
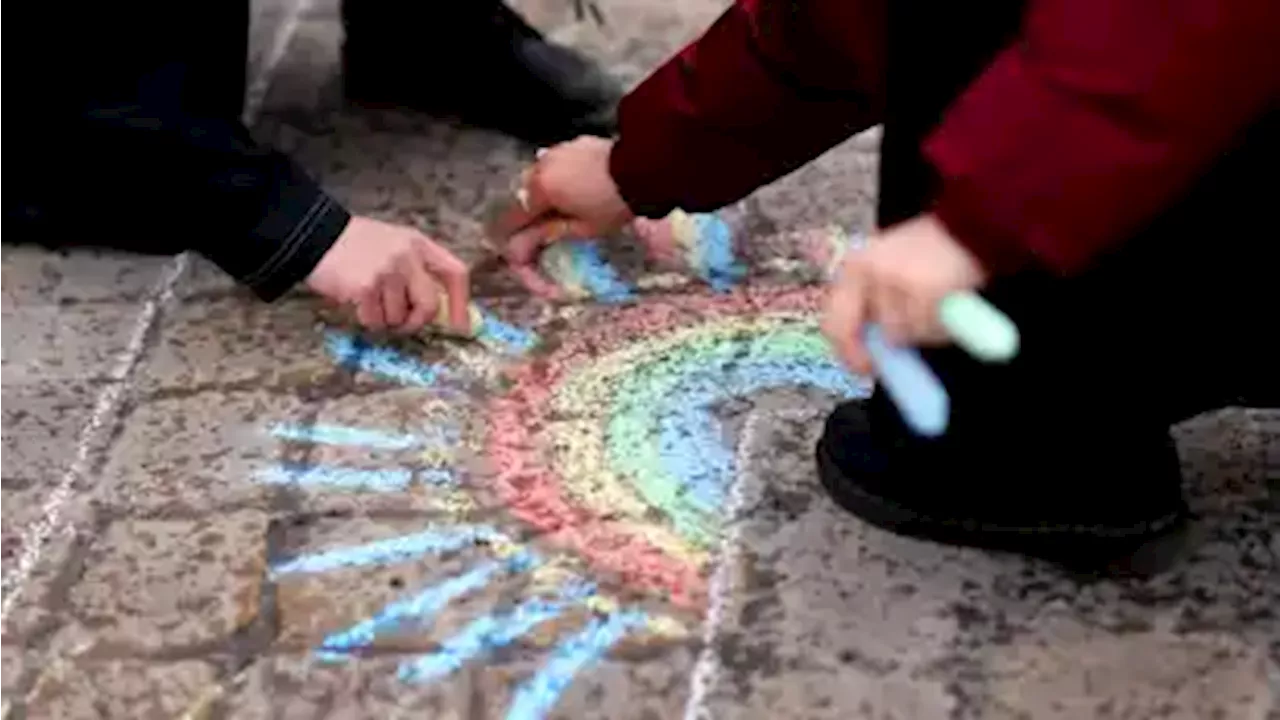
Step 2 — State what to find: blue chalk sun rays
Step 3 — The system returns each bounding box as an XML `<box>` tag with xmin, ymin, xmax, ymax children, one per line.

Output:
<box><xmin>258</xmin><ymin>330</ymin><xmax>650</xmax><ymax>719</ymax></box>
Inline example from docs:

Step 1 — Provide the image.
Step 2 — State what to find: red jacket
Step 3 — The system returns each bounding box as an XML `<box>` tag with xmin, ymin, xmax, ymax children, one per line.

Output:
<box><xmin>609</xmin><ymin>0</ymin><xmax>1279</xmax><ymax>277</ymax></box>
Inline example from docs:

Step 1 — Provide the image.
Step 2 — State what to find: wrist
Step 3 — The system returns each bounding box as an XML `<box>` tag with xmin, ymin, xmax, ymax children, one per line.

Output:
<box><xmin>919</xmin><ymin>213</ymin><xmax>989</xmax><ymax>286</ymax></box>
<box><xmin>929</xmin><ymin>191</ymin><xmax>1036</xmax><ymax>279</ymax></box>
<box><xmin>607</xmin><ymin>136</ymin><xmax>676</xmax><ymax>220</ymax></box>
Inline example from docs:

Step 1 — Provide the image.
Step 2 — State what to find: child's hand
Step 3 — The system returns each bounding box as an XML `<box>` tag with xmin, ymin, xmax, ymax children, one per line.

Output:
<box><xmin>820</xmin><ymin>214</ymin><xmax>986</xmax><ymax>374</ymax></box>
<box><xmin>306</xmin><ymin>215</ymin><xmax>471</xmax><ymax>334</ymax></box>
<box><xmin>497</xmin><ymin>136</ymin><xmax>636</xmax><ymax>296</ymax></box>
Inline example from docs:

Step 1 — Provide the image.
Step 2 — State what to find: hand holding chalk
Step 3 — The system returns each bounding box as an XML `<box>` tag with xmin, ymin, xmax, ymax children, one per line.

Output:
<box><xmin>813</xmin><ymin>225</ymin><xmax>1019</xmax><ymax>365</ymax></box>
<box><xmin>858</xmin><ymin>293</ymin><xmax>1018</xmax><ymax>437</ymax></box>
<box><xmin>814</xmin><ymin>225</ymin><xmax>1021</xmax><ymax>436</ymax></box>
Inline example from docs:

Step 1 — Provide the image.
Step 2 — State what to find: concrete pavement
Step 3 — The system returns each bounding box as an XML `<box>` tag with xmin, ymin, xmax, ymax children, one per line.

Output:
<box><xmin>3</xmin><ymin>1</ymin><xmax>1277</xmax><ymax>718</ymax></box>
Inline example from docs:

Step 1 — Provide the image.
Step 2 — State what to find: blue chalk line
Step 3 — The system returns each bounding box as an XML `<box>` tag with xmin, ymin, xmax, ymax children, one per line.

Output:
<box><xmin>653</xmin><ymin>357</ymin><xmax>868</xmax><ymax>514</ymax></box>
<box><xmin>268</xmin><ymin>423</ymin><xmax>424</xmax><ymax>450</ymax></box>
<box><xmin>397</xmin><ymin>580</ymin><xmax>598</xmax><ymax>684</ymax></box>
<box><xmin>568</xmin><ymin>240</ymin><xmax>636</xmax><ymax>303</ymax></box>
<box><xmin>256</xmin><ymin>463</ymin><xmax>413</xmax><ymax>492</ymax></box>
<box><xmin>316</xmin><ymin>551</ymin><xmax>541</xmax><ymax>661</ymax></box>
<box><xmin>505</xmin><ymin>610</ymin><xmax>650</xmax><ymax>720</ymax></box>
<box><xmin>326</xmin><ymin>330</ymin><xmax>450</xmax><ymax>387</ymax></box>
<box><xmin>688</xmin><ymin>214</ymin><xmax>746</xmax><ymax>292</ymax></box>
<box><xmin>270</xmin><ymin>525</ymin><xmax>505</xmax><ymax>577</ymax></box>
<box><xmin>477</xmin><ymin>309</ymin><xmax>540</xmax><ymax>354</ymax></box>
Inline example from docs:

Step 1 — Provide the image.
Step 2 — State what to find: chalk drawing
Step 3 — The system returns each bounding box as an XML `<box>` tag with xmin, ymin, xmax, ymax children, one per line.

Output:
<box><xmin>683</xmin><ymin>409</ymin><xmax>812</xmax><ymax>720</ymax></box>
<box><xmin>1</xmin><ymin>254</ymin><xmax>188</xmax><ymax>624</ymax></box>
<box><xmin>326</xmin><ymin>330</ymin><xmax>451</xmax><ymax>387</ymax></box>
<box><xmin>398</xmin><ymin>580</ymin><xmax>598</xmax><ymax>683</ymax></box>
<box><xmin>270</xmin><ymin>525</ymin><xmax>500</xmax><ymax>576</ymax></box>
<box><xmin>256</xmin><ymin>463</ymin><xmax>414</xmax><ymax>492</ymax></box>
<box><xmin>256</xmin><ymin>222</ymin><xmax>865</xmax><ymax>718</ymax></box>
<box><xmin>539</xmin><ymin>240</ymin><xmax>637</xmax><ymax>303</ymax></box>
<box><xmin>316</xmin><ymin>552</ymin><xmax>538</xmax><ymax>661</ymax></box>
<box><xmin>507</xmin><ymin>610</ymin><xmax>651</xmax><ymax>720</ymax></box>
<box><xmin>675</xmin><ymin>211</ymin><xmax>746</xmax><ymax>291</ymax></box>
<box><xmin>268</xmin><ymin>422</ymin><xmax>425</xmax><ymax>450</ymax></box>
<box><xmin>476</xmin><ymin>308</ymin><xmax>542</xmax><ymax>354</ymax></box>
<box><xmin>487</xmin><ymin>285</ymin><xmax>869</xmax><ymax>607</ymax></box>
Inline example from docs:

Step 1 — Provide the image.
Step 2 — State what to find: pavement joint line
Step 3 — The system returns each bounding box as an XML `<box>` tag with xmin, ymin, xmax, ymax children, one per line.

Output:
<box><xmin>242</xmin><ymin>0</ymin><xmax>317</xmax><ymax>125</ymax></box>
<box><xmin>682</xmin><ymin>408</ymin><xmax>813</xmax><ymax>720</ymax></box>
<box><xmin>0</xmin><ymin>254</ymin><xmax>187</xmax><ymax>625</ymax></box>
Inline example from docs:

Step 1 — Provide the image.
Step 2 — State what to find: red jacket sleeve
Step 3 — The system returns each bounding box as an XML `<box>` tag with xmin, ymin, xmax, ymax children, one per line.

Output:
<box><xmin>609</xmin><ymin>0</ymin><xmax>886</xmax><ymax>218</ymax></box>
<box><xmin>925</xmin><ymin>0</ymin><xmax>1280</xmax><ymax>277</ymax></box>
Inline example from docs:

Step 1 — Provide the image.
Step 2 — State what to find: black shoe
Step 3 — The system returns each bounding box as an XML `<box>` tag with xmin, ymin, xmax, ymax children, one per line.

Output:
<box><xmin>343</xmin><ymin>2</ymin><xmax>622</xmax><ymax>144</ymax></box>
<box><xmin>815</xmin><ymin>397</ymin><xmax>1191</xmax><ymax>575</ymax></box>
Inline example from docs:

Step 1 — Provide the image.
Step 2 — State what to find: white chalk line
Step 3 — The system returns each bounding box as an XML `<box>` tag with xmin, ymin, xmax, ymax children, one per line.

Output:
<box><xmin>0</xmin><ymin>254</ymin><xmax>188</xmax><ymax>624</ymax></box>
<box><xmin>682</xmin><ymin>408</ymin><xmax>815</xmax><ymax>720</ymax></box>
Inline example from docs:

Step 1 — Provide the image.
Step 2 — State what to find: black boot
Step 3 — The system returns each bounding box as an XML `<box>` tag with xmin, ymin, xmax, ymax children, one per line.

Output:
<box><xmin>342</xmin><ymin>0</ymin><xmax>622</xmax><ymax>144</ymax></box>
<box><xmin>815</xmin><ymin>395</ymin><xmax>1191</xmax><ymax>575</ymax></box>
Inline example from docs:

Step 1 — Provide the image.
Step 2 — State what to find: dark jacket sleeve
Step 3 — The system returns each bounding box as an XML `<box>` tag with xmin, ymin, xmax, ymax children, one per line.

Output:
<box><xmin>608</xmin><ymin>0</ymin><xmax>886</xmax><ymax>219</ymax></box>
<box><xmin>89</xmin><ymin>103</ymin><xmax>350</xmax><ymax>300</ymax></box>
<box><xmin>924</xmin><ymin>0</ymin><xmax>1280</xmax><ymax>277</ymax></box>
<box><xmin>74</xmin><ymin>103</ymin><xmax>349</xmax><ymax>301</ymax></box>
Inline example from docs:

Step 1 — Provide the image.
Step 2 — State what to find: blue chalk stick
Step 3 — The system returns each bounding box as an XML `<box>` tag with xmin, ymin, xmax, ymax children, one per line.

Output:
<box><xmin>863</xmin><ymin>325</ymin><xmax>949</xmax><ymax>437</ymax></box>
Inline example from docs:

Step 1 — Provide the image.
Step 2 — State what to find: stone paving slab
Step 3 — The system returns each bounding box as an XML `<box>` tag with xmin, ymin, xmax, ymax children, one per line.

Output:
<box><xmin>0</xmin><ymin>246</ymin><xmax>172</xmax><ymax>307</ymax></box>
<box><xmin>66</xmin><ymin>512</ymin><xmax>269</xmax><ymax>654</ymax></box>
<box><xmin>134</xmin><ymin>294</ymin><xmax>336</xmax><ymax>393</ymax></box>
<box><xmin>3</xmin><ymin>1</ymin><xmax>1278</xmax><ymax>719</ymax></box>
<box><xmin>1</xmin><ymin>381</ymin><xmax>101</xmax><ymax>490</ymax></box>
<box><xmin>217</xmin><ymin>644</ymin><xmax>695</xmax><ymax>720</ymax></box>
<box><xmin>22</xmin><ymin>659</ymin><xmax>217</xmax><ymax>720</ymax></box>
<box><xmin>96</xmin><ymin>390</ymin><xmax>310</xmax><ymax>514</ymax></box>
<box><xmin>0</xmin><ymin>302</ymin><xmax>144</xmax><ymax>385</ymax></box>
<box><xmin>691</xmin><ymin>407</ymin><xmax>1279</xmax><ymax>720</ymax></box>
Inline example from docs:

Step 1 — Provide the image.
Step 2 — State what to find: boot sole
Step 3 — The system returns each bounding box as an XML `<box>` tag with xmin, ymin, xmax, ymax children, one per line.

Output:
<box><xmin>815</xmin><ymin>435</ymin><xmax>1191</xmax><ymax>576</ymax></box>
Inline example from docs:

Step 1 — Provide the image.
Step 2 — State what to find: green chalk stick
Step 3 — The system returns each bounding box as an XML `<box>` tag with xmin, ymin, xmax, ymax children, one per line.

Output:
<box><xmin>938</xmin><ymin>292</ymin><xmax>1020</xmax><ymax>363</ymax></box>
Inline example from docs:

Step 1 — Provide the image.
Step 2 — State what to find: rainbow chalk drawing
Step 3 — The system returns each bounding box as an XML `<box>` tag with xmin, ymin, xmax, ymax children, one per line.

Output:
<box><xmin>257</xmin><ymin>240</ymin><xmax>875</xmax><ymax>718</ymax></box>
<box><xmin>487</xmin><ymin>285</ymin><xmax>868</xmax><ymax>606</ymax></box>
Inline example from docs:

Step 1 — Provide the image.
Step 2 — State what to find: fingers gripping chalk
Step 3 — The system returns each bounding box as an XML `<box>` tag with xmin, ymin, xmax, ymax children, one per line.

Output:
<box><xmin>819</xmin><ymin>227</ymin><xmax>1019</xmax><ymax>364</ymax></box>
<box><xmin>428</xmin><ymin>293</ymin><xmax>485</xmax><ymax>339</ymax></box>
<box><xmin>819</xmin><ymin>226</ymin><xmax>1021</xmax><ymax>437</ymax></box>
